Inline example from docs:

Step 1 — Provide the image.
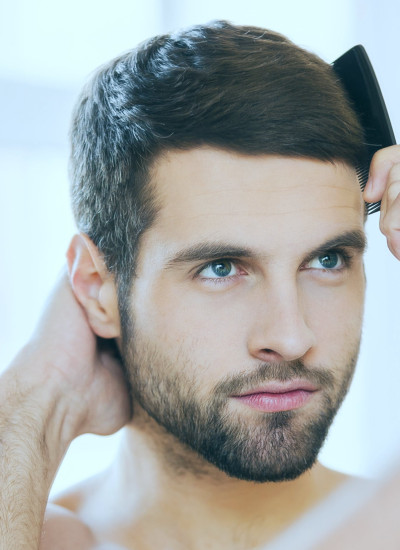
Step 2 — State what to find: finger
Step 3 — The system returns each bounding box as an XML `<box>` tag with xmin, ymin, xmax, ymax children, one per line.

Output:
<box><xmin>386</xmin><ymin>164</ymin><xmax>400</xmax><ymax>205</ymax></box>
<box><xmin>380</xmin><ymin>186</ymin><xmax>400</xmax><ymax>260</ymax></box>
<box><xmin>378</xmin><ymin>162</ymin><xmax>400</xmax><ymax>218</ymax></box>
<box><xmin>363</xmin><ymin>145</ymin><xmax>400</xmax><ymax>203</ymax></box>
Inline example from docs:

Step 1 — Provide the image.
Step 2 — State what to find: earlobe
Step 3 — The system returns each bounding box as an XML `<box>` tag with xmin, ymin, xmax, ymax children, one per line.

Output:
<box><xmin>66</xmin><ymin>234</ymin><xmax>121</xmax><ymax>339</ymax></box>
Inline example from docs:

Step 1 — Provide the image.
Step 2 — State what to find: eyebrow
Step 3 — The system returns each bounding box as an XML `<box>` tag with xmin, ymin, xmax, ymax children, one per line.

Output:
<box><xmin>164</xmin><ymin>229</ymin><xmax>367</xmax><ymax>269</ymax></box>
<box><xmin>164</xmin><ymin>243</ymin><xmax>254</xmax><ymax>269</ymax></box>
<box><xmin>302</xmin><ymin>230</ymin><xmax>367</xmax><ymax>265</ymax></box>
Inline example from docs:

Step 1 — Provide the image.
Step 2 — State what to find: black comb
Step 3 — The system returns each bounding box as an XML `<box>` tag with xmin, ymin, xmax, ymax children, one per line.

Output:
<box><xmin>332</xmin><ymin>45</ymin><xmax>396</xmax><ymax>214</ymax></box>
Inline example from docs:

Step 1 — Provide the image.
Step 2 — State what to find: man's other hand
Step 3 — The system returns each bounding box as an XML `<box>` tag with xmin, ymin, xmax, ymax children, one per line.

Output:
<box><xmin>364</xmin><ymin>145</ymin><xmax>400</xmax><ymax>260</ymax></box>
<box><xmin>28</xmin><ymin>271</ymin><xmax>131</xmax><ymax>438</ymax></box>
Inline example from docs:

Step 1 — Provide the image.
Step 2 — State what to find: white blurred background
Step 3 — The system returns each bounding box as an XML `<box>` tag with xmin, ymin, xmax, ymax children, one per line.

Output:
<box><xmin>0</xmin><ymin>0</ymin><xmax>399</xmax><ymax>495</ymax></box>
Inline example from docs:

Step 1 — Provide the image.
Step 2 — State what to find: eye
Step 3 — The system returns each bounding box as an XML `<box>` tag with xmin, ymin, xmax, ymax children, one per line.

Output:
<box><xmin>304</xmin><ymin>251</ymin><xmax>345</xmax><ymax>270</ymax></box>
<box><xmin>198</xmin><ymin>259</ymin><xmax>238</xmax><ymax>279</ymax></box>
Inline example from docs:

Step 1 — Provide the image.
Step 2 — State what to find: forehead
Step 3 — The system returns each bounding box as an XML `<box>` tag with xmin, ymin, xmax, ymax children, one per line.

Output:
<box><xmin>144</xmin><ymin>147</ymin><xmax>364</xmax><ymax>259</ymax></box>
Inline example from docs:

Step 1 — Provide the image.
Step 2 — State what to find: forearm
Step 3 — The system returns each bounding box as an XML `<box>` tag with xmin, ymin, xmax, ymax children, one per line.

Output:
<box><xmin>0</xmin><ymin>349</ymin><xmax>75</xmax><ymax>550</ymax></box>
<box><xmin>0</xmin><ymin>272</ymin><xmax>130</xmax><ymax>549</ymax></box>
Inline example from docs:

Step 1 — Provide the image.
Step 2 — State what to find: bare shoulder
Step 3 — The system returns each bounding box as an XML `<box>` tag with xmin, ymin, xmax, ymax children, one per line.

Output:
<box><xmin>41</xmin><ymin>503</ymin><xmax>127</xmax><ymax>550</ymax></box>
<box><xmin>42</xmin><ymin>473</ymin><xmax>127</xmax><ymax>550</ymax></box>
<box><xmin>42</xmin><ymin>475</ymin><xmax>98</xmax><ymax>549</ymax></box>
<box><xmin>40</xmin><ymin>503</ymin><xmax>96</xmax><ymax>550</ymax></box>
<box><xmin>318</xmin><ymin>467</ymin><xmax>400</xmax><ymax>549</ymax></box>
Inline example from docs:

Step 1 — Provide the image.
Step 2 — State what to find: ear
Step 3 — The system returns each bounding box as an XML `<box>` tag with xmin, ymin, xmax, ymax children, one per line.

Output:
<box><xmin>66</xmin><ymin>234</ymin><xmax>121</xmax><ymax>339</ymax></box>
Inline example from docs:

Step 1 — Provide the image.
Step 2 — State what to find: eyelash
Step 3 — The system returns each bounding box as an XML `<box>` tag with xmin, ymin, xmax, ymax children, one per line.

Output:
<box><xmin>193</xmin><ymin>258</ymin><xmax>244</xmax><ymax>285</ymax></box>
<box><xmin>301</xmin><ymin>248</ymin><xmax>354</xmax><ymax>272</ymax></box>
<box><xmin>194</xmin><ymin>248</ymin><xmax>354</xmax><ymax>283</ymax></box>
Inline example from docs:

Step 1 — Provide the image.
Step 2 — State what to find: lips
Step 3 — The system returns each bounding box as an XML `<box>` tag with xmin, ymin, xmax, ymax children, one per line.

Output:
<box><xmin>231</xmin><ymin>380</ymin><xmax>318</xmax><ymax>413</ymax></box>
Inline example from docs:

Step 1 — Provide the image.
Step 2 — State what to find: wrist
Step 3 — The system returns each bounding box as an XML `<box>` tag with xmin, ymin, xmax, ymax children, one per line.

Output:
<box><xmin>1</xmin><ymin>344</ymin><xmax>83</xmax><ymax>469</ymax></box>
<box><xmin>0</xmin><ymin>348</ymin><xmax>76</xmax><ymax>550</ymax></box>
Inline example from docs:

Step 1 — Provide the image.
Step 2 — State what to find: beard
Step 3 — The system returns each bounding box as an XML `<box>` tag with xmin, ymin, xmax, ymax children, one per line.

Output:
<box><xmin>120</xmin><ymin>311</ymin><xmax>359</xmax><ymax>483</ymax></box>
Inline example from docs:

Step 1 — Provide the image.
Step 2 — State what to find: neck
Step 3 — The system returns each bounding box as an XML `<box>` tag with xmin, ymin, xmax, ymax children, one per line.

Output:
<box><xmin>79</xmin><ymin>407</ymin><xmax>347</xmax><ymax>549</ymax></box>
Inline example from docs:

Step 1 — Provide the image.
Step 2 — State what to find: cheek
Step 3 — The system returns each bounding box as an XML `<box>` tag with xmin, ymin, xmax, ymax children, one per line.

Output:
<box><xmin>132</xmin><ymin>282</ymin><xmax>251</xmax><ymax>384</ymax></box>
<box><xmin>302</xmin><ymin>273</ymin><xmax>365</xmax><ymax>355</ymax></box>
<box><xmin>136</xmin><ymin>270</ymin><xmax>240</xmax><ymax>335</ymax></box>
<box><xmin>159</xmin><ymin>300</ymin><xmax>243</xmax><ymax>358</ymax></box>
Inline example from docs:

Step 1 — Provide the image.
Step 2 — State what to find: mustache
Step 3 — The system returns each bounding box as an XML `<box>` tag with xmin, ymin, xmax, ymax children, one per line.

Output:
<box><xmin>213</xmin><ymin>360</ymin><xmax>336</xmax><ymax>396</ymax></box>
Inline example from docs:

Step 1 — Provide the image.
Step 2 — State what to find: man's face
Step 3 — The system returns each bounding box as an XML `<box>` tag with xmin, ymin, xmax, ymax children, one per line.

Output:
<box><xmin>121</xmin><ymin>148</ymin><xmax>366</xmax><ymax>482</ymax></box>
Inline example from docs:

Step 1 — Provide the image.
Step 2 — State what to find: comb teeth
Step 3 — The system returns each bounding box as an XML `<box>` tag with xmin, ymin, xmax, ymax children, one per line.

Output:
<box><xmin>356</xmin><ymin>161</ymin><xmax>381</xmax><ymax>215</ymax></box>
<box><xmin>356</xmin><ymin>163</ymin><xmax>369</xmax><ymax>190</ymax></box>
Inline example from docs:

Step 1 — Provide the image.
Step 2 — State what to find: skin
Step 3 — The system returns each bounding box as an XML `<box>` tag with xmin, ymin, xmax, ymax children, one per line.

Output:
<box><xmin>117</xmin><ymin>149</ymin><xmax>365</xmax><ymax>486</ymax></box>
<box><xmin>59</xmin><ymin>149</ymin><xmax>365</xmax><ymax>548</ymax></box>
<box><xmin>1</xmin><ymin>145</ymin><xmax>399</xmax><ymax>549</ymax></box>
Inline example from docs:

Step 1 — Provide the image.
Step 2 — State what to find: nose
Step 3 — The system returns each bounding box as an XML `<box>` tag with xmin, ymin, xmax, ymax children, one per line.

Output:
<box><xmin>247</xmin><ymin>279</ymin><xmax>316</xmax><ymax>363</ymax></box>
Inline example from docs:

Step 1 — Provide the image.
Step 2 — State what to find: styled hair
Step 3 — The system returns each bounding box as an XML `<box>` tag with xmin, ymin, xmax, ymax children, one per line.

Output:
<box><xmin>69</xmin><ymin>20</ymin><xmax>365</xmax><ymax>293</ymax></box>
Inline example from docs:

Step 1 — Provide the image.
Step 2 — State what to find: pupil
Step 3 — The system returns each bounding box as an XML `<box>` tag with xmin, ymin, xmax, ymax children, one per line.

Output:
<box><xmin>212</xmin><ymin>260</ymin><xmax>232</xmax><ymax>277</ymax></box>
<box><xmin>319</xmin><ymin>252</ymin><xmax>338</xmax><ymax>269</ymax></box>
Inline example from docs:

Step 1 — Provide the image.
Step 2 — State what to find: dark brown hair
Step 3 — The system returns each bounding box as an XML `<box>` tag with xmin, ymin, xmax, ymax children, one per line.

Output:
<box><xmin>69</xmin><ymin>20</ymin><xmax>365</xmax><ymax>294</ymax></box>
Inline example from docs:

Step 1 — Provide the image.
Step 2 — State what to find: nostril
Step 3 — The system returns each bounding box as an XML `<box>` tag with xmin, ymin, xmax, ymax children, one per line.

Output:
<box><xmin>259</xmin><ymin>349</ymin><xmax>283</xmax><ymax>362</ymax></box>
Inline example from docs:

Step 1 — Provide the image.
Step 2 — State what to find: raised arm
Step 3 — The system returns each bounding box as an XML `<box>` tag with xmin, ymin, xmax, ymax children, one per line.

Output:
<box><xmin>0</xmin><ymin>273</ymin><xmax>130</xmax><ymax>549</ymax></box>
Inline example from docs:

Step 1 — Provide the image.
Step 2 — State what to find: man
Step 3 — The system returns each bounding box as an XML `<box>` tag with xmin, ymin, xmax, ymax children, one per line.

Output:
<box><xmin>1</xmin><ymin>21</ymin><xmax>399</xmax><ymax>549</ymax></box>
